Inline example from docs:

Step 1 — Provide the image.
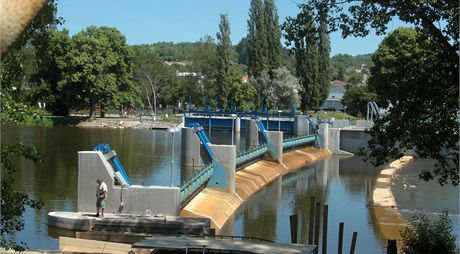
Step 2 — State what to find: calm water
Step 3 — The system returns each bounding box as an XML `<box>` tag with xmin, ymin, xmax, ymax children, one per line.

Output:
<box><xmin>3</xmin><ymin>125</ymin><xmax>458</xmax><ymax>252</ymax></box>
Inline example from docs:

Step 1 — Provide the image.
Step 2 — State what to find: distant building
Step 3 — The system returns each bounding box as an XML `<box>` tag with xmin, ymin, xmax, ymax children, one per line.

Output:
<box><xmin>320</xmin><ymin>80</ymin><xmax>346</xmax><ymax>111</ymax></box>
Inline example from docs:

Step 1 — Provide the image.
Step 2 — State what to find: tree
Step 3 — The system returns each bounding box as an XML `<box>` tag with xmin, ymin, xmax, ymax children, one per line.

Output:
<box><xmin>132</xmin><ymin>45</ymin><xmax>177</xmax><ymax>115</ymax></box>
<box><xmin>269</xmin><ymin>67</ymin><xmax>301</xmax><ymax>109</ymax></box>
<box><xmin>34</xmin><ymin>29</ymin><xmax>73</xmax><ymax>115</ymax></box>
<box><xmin>59</xmin><ymin>26</ymin><xmax>140</xmax><ymax>117</ymax></box>
<box><xmin>342</xmin><ymin>84</ymin><xmax>376</xmax><ymax>117</ymax></box>
<box><xmin>227</xmin><ymin>69</ymin><xmax>257</xmax><ymax>111</ymax></box>
<box><xmin>317</xmin><ymin>4</ymin><xmax>331</xmax><ymax>104</ymax></box>
<box><xmin>282</xmin><ymin>5</ymin><xmax>322</xmax><ymax>111</ymax></box>
<box><xmin>400</xmin><ymin>211</ymin><xmax>457</xmax><ymax>254</ymax></box>
<box><xmin>247</xmin><ymin>0</ymin><xmax>268</xmax><ymax>78</ymax></box>
<box><xmin>1</xmin><ymin>95</ymin><xmax>43</xmax><ymax>251</ymax></box>
<box><xmin>264</xmin><ymin>0</ymin><xmax>282</xmax><ymax>75</ymax></box>
<box><xmin>215</xmin><ymin>14</ymin><xmax>233</xmax><ymax>110</ymax></box>
<box><xmin>191</xmin><ymin>35</ymin><xmax>218</xmax><ymax>106</ymax></box>
<box><xmin>301</xmin><ymin>0</ymin><xmax>459</xmax><ymax>185</ymax></box>
<box><xmin>235</xmin><ymin>37</ymin><xmax>249</xmax><ymax>65</ymax></box>
<box><xmin>365</xmin><ymin>28</ymin><xmax>458</xmax><ymax>185</ymax></box>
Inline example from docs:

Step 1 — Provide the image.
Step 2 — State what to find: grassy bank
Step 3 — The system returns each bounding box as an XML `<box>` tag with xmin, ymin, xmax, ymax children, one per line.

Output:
<box><xmin>21</xmin><ymin>115</ymin><xmax>88</xmax><ymax>127</ymax></box>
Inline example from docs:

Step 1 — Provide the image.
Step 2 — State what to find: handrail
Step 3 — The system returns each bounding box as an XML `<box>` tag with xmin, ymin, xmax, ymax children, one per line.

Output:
<box><xmin>282</xmin><ymin>135</ymin><xmax>316</xmax><ymax>149</ymax></box>
<box><xmin>235</xmin><ymin>144</ymin><xmax>268</xmax><ymax>167</ymax></box>
<box><xmin>180</xmin><ymin>163</ymin><xmax>214</xmax><ymax>203</ymax></box>
<box><xmin>193</xmin><ymin>234</ymin><xmax>274</xmax><ymax>243</ymax></box>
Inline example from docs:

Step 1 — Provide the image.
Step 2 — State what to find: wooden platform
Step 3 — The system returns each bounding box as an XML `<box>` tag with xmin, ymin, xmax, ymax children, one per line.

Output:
<box><xmin>133</xmin><ymin>236</ymin><xmax>317</xmax><ymax>254</ymax></box>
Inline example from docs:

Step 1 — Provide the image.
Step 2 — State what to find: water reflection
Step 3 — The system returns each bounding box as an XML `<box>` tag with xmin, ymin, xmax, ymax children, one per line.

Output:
<box><xmin>221</xmin><ymin>155</ymin><xmax>387</xmax><ymax>253</ymax></box>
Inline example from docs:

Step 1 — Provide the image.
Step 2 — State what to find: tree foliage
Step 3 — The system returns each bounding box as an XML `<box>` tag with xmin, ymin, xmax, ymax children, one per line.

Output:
<box><xmin>215</xmin><ymin>14</ymin><xmax>233</xmax><ymax>110</ymax></box>
<box><xmin>247</xmin><ymin>0</ymin><xmax>268</xmax><ymax>79</ymax></box>
<box><xmin>282</xmin><ymin>5</ymin><xmax>323</xmax><ymax>111</ymax></box>
<box><xmin>264</xmin><ymin>0</ymin><xmax>282</xmax><ymax>75</ymax></box>
<box><xmin>400</xmin><ymin>211</ymin><xmax>457</xmax><ymax>254</ymax></box>
<box><xmin>318</xmin><ymin>4</ymin><xmax>331</xmax><ymax>105</ymax></box>
<box><xmin>303</xmin><ymin>0</ymin><xmax>458</xmax><ymax>185</ymax></box>
<box><xmin>342</xmin><ymin>84</ymin><xmax>376</xmax><ymax>117</ymax></box>
<box><xmin>365</xmin><ymin>27</ymin><xmax>458</xmax><ymax>185</ymax></box>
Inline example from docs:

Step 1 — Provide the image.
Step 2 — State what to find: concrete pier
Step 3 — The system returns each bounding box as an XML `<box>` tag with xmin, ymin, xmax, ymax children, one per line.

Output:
<box><xmin>181</xmin><ymin>147</ymin><xmax>331</xmax><ymax>230</ymax></box>
<box><xmin>266</xmin><ymin>131</ymin><xmax>283</xmax><ymax>164</ymax></box>
<box><xmin>235</xmin><ymin>117</ymin><xmax>241</xmax><ymax>133</ymax></box>
<box><xmin>246</xmin><ymin>120</ymin><xmax>259</xmax><ymax>148</ymax></box>
<box><xmin>293</xmin><ymin>115</ymin><xmax>308</xmax><ymax>136</ymax></box>
<box><xmin>209</xmin><ymin>144</ymin><xmax>236</xmax><ymax>193</ymax></box>
<box><xmin>77</xmin><ymin>151</ymin><xmax>180</xmax><ymax>216</ymax></box>
<box><xmin>319</xmin><ymin>123</ymin><xmax>329</xmax><ymax>150</ymax></box>
<box><xmin>181</xmin><ymin>127</ymin><xmax>203</xmax><ymax>167</ymax></box>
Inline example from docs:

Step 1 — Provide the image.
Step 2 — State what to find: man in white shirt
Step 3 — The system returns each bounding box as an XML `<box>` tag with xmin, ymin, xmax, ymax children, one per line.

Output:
<box><xmin>96</xmin><ymin>178</ymin><xmax>107</xmax><ymax>217</ymax></box>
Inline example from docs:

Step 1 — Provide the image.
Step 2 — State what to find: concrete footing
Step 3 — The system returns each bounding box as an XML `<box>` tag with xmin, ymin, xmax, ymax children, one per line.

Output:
<box><xmin>319</xmin><ymin>123</ymin><xmax>329</xmax><ymax>150</ymax></box>
<box><xmin>328</xmin><ymin>128</ymin><xmax>354</xmax><ymax>155</ymax></box>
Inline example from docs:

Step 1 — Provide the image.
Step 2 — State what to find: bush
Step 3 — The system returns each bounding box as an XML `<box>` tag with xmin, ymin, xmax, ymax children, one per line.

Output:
<box><xmin>400</xmin><ymin>211</ymin><xmax>457</xmax><ymax>254</ymax></box>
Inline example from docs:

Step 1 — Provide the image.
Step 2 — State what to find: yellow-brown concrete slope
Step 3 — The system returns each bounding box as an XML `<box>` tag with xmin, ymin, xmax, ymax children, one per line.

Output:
<box><xmin>181</xmin><ymin>147</ymin><xmax>331</xmax><ymax>230</ymax></box>
<box><xmin>371</xmin><ymin>156</ymin><xmax>413</xmax><ymax>250</ymax></box>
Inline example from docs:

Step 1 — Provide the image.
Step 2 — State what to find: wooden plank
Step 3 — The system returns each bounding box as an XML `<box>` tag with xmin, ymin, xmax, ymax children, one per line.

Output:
<box><xmin>59</xmin><ymin>236</ymin><xmax>152</xmax><ymax>254</ymax></box>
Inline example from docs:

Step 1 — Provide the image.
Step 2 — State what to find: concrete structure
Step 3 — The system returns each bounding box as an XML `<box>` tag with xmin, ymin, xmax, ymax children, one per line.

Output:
<box><xmin>293</xmin><ymin>115</ymin><xmax>309</xmax><ymax>136</ymax></box>
<box><xmin>180</xmin><ymin>127</ymin><xmax>203</xmax><ymax>167</ymax></box>
<box><xmin>327</xmin><ymin>128</ymin><xmax>353</xmax><ymax>155</ymax></box>
<box><xmin>339</xmin><ymin>128</ymin><xmax>371</xmax><ymax>153</ymax></box>
<box><xmin>181</xmin><ymin>147</ymin><xmax>331</xmax><ymax>230</ymax></box>
<box><xmin>246</xmin><ymin>120</ymin><xmax>259</xmax><ymax>148</ymax></box>
<box><xmin>77</xmin><ymin>151</ymin><xmax>180</xmax><ymax>216</ymax></box>
<box><xmin>319</xmin><ymin>123</ymin><xmax>329</xmax><ymax>151</ymax></box>
<box><xmin>235</xmin><ymin>117</ymin><xmax>241</xmax><ymax>133</ymax></box>
<box><xmin>208</xmin><ymin>144</ymin><xmax>236</xmax><ymax>193</ymax></box>
<box><xmin>266</xmin><ymin>131</ymin><xmax>283</xmax><ymax>163</ymax></box>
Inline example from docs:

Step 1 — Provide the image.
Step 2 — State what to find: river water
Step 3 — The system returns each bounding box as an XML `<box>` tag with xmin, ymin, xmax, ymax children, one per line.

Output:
<box><xmin>3</xmin><ymin>125</ymin><xmax>458</xmax><ymax>252</ymax></box>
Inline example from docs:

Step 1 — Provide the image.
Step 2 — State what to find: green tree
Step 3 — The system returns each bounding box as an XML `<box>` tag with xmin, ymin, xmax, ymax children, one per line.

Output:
<box><xmin>132</xmin><ymin>45</ymin><xmax>177</xmax><ymax>115</ymax></box>
<box><xmin>282</xmin><ymin>5</ymin><xmax>321</xmax><ymax>111</ymax></box>
<box><xmin>235</xmin><ymin>37</ymin><xmax>249</xmax><ymax>65</ymax></box>
<box><xmin>247</xmin><ymin>0</ymin><xmax>268</xmax><ymax>78</ymax></box>
<box><xmin>342</xmin><ymin>84</ymin><xmax>376</xmax><ymax>117</ymax></box>
<box><xmin>264</xmin><ymin>0</ymin><xmax>282</xmax><ymax>75</ymax></box>
<box><xmin>227</xmin><ymin>69</ymin><xmax>256</xmax><ymax>111</ymax></box>
<box><xmin>34</xmin><ymin>29</ymin><xmax>73</xmax><ymax>115</ymax></box>
<box><xmin>400</xmin><ymin>211</ymin><xmax>457</xmax><ymax>254</ymax></box>
<box><xmin>191</xmin><ymin>35</ymin><xmax>217</xmax><ymax>106</ymax></box>
<box><xmin>301</xmin><ymin>0</ymin><xmax>459</xmax><ymax>185</ymax></box>
<box><xmin>59</xmin><ymin>26</ymin><xmax>140</xmax><ymax>117</ymax></box>
<box><xmin>366</xmin><ymin>28</ymin><xmax>458</xmax><ymax>185</ymax></box>
<box><xmin>215</xmin><ymin>14</ymin><xmax>233</xmax><ymax>110</ymax></box>
<box><xmin>1</xmin><ymin>95</ymin><xmax>43</xmax><ymax>251</ymax></box>
<box><xmin>318</xmin><ymin>4</ymin><xmax>331</xmax><ymax>104</ymax></box>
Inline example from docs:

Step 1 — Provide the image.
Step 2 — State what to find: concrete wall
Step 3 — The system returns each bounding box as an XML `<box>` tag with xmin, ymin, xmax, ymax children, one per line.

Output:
<box><xmin>78</xmin><ymin>151</ymin><xmax>180</xmax><ymax>216</ymax></box>
<box><xmin>181</xmin><ymin>127</ymin><xmax>203</xmax><ymax>167</ymax></box>
<box><xmin>209</xmin><ymin>144</ymin><xmax>236</xmax><ymax>193</ymax></box>
<box><xmin>293</xmin><ymin>115</ymin><xmax>309</xmax><ymax>136</ymax></box>
<box><xmin>328</xmin><ymin>128</ymin><xmax>353</xmax><ymax>155</ymax></box>
<box><xmin>266</xmin><ymin>131</ymin><xmax>283</xmax><ymax>164</ymax></box>
<box><xmin>339</xmin><ymin>129</ymin><xmax>371</xmax><ymax>153</ymax></box>
<box><xmin>246</xmin><ymin>120</ymin><xmax>259</xmax><ymax>148</ymax></box>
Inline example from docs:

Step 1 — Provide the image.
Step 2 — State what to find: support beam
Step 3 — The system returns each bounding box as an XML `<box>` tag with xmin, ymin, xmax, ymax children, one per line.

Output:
<box><xmin>266</xmin><ymin>131</ymin><xmax>283</xmax><ymax>164</ymax></box>
<box><xmin>235</xmin><ymin>117</ymin><xmax>241</xmax><ymax>133</ymax></box>
<box><xmin>319</xmin><ymin>123</ymin><xmax>329</xmax><ymax>151</ymax></box>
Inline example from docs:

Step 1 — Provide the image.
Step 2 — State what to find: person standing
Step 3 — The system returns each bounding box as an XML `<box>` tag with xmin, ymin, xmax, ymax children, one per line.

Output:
<box><xmin>96</xmin><ymin>178</ymin><xmax>107</xmax><ymax>217</ymax></box>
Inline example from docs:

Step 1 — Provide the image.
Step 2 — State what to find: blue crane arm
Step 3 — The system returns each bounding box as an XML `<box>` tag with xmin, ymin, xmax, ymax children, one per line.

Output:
<box><xmin>251</xmin><ymin>116</ymin><xmax>269</xmax><ymax>143</ymax></box>
<box><xmin>190</xmin><ymin>123</ymin><xmax>215</xmax><ymax>164</ymax></box>
<box><xmin>306</xmin><ymin>115</ymin><xmax>317</xmax><ymax>134</ymax></box>
<box><xmin>94</xmin><ymin>143</ymin><xmax>132</xmax><ymax>186</ymax></box>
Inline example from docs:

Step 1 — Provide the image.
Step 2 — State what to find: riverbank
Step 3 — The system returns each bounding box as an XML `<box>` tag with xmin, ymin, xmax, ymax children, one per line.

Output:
<box><xmin>371</xmin><ymin>155</ymin><xmax>413</xmax><ymax>251</ymax></box>
<box><xmin>181</xmin><ymin>147</ymin><xmax>331</xmax><ymax>230</ymax></box>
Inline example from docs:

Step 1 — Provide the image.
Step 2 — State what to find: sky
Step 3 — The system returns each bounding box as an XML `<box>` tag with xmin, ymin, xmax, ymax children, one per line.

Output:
<box><xmin>56</xmin><ymin>0</ymin><xmax>406</xmax><ymax>56</ymax></box>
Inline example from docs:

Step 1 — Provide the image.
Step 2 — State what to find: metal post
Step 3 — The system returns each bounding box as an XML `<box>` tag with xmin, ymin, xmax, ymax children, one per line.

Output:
<box><xmin>289</xmin><ymin>214</ymin><xmax>298</xmax><ymax>244</ymax></box>
<box><xmin>231</xmin><ymin>115</ymin><xmax>235</xmax><ymax>146</ymax></box>
<box><xmin>171</xmin><ymin>132</ymin><xmax>174</xmax><ymax>187</ymax></box>
<box><xmin>349</xmin><ymin>232</ymin><xmax>358</xmax><ymax>254</ymax></box>
<box><xmin>322</xmin><ymin>205</ymin><xmax>329</xmax><ymax>254</ymax></box>
<box><xmin>338</xmin><ymin>222</ymin><xmax>344</xmax><ymax>254</ymax></box>
<box><xmin>278</xmin><ymin>110</ymin><xmax>281</xmax><ymax>131</ymax></box>
<box><xmin>314</xmin><ymin>202</ymin><xmax>321</xmax><ymax>246</ymax></box>
<box><xmin>308</xmin><ymin>196</ymin><xmax>315</xmax><ymax>245</ymax></box>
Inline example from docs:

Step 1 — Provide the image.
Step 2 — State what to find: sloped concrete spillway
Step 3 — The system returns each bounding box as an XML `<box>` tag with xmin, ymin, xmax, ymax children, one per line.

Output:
<box><xmin>181</xmin><ymin>147</ymin><xmax>331</xmax><ymax>230</ymax></box>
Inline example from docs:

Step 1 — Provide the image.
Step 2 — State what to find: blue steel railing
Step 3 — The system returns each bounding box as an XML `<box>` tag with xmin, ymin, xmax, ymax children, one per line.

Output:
<box><xmin>236</xmin><ymin>144</ymin><xmax>268</xmax><ymax>168</ymax></box>
<box><xmin>282</xmin><ymin>135</ymin><xmax>317</xmax><ymax>150</ymax></box>
<box><xmin>180</xmin><ymin>163</ymin><xmax>215</xmax><ymax>204</ymax></box>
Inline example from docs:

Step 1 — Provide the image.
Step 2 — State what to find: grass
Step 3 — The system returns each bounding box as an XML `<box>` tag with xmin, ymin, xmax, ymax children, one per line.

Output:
<box><xmin>308</xmin><ymin>110</ymin><xmax>357</xmax><ymax>120</ymax></box>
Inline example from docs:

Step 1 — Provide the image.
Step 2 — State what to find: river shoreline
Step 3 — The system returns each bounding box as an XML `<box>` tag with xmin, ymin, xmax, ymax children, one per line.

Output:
<box><xmin>371</xmin><ymin>156</ymin><xmax>413</xmax><ymax>251</ymax></box>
